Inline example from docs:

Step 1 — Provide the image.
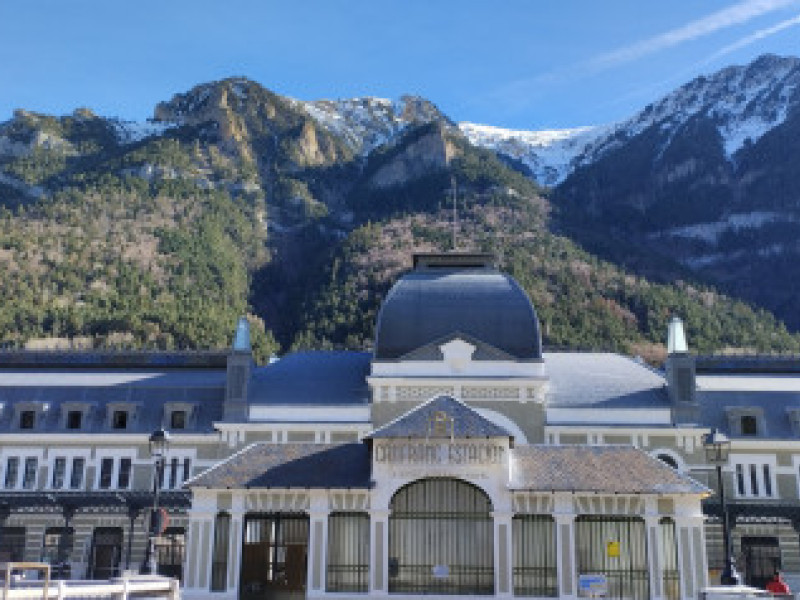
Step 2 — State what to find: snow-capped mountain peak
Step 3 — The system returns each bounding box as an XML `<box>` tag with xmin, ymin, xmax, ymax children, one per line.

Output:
<box><xmin>463</xmin><ymin>54</ymin><xmax>800</xmax><ymax>186</ymax></box>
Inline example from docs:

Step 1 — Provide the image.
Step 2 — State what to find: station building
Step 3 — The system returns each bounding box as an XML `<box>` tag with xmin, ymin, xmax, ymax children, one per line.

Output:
<box><xmin>0</xmin><ymin>252</ymin><xmax>798</xmax><ymax>598</ymax></box>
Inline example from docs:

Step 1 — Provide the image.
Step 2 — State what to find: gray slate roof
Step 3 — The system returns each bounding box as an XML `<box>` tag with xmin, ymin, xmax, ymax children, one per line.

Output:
<box><xmin>697</xmin><ymin>389</ymin><xmax>800</xmax><ymax>440</ymax></box>
<box><xmin>0</xmin><ymin>368</ymin><xmax>226</xmax><ymax>433</ymax></box>
<box><xmin>188</xmin><ymin>443</ymin><xmax>372</xmax><ymax>489</ymax></box>
<box><xmin>247</xmin><ymin>351</ymin><xmax>371</xmax><ymax>406</ymax></box>
<box><xmin>509</xmin><ymin>445</ymin><xmax>708</xmax><ymax>494</ymax></box>
<box><xmin>374</xmin><ymin>267</ymin><xmax>542</xmax><ymax>361</ymax></box>
<box><xmin>544</xmin><ymin>352</ymin><xmax>669</xmax><ymax>409</ymax></box>
<box><xmin>367</xmin><ymin>395</ymin><xmax>512</xmax><ymax>440</ymax></box>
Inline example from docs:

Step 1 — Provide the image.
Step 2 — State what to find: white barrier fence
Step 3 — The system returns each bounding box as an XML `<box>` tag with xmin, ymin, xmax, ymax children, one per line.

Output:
<box><xmin>1</xmin><ymin>573</ymin><xmax>179</xmax><ymax>600</ymax></box>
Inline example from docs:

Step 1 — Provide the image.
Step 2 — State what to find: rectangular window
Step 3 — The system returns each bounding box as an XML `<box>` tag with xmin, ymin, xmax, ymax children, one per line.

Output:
<box><xmin>169</xmin><ymin>458</ymin><xmax>178</xmax><ymax>489</ymax></box>
<box><xmin>99</xmin><ymin>458</ymin><xmax>114</xmax><ymax>489</ymax></box>
<box><xmin>70</xmin><ymin>458</ymin><xmax>85</xmax><ymax>490</ymax></box>
<box><xmin>117</xmin><ymin>458</ymin><xmax>132</xmax><ymax>489</ymax></box>
<box><xmin>182</xmin><ymin>458</ymin><xmax>191</xmax><ymax>484</ymax></box>
<box><xmin>66</xmin><ymin>411</ymin><xmax>82</xmax><ymax>430</ymax></box>
<box><xmin>170</xmin><ymin>410</ymin><xmax>186</xmax><ymax>430</ymax></box>
<box><xmin>52</xmin><ymin>457</ymin><xmax>66</xmax><ymax>489</ymax></box>
<box><xmin>22</xmin><ymin>457</ymin><xmax>37</xmax><ymax>489</ymax></box>
<box><xmin>112</xmin><ymin>410</ymin><xmax>128</xmax><ymax>429</ymax></box>
<box><xmin>736</xmin><ymin>464</ymin><xmax>745</xmax><ymax>496</ymax></box>
<box><xmin>4</xmin><ymin>458</ymin><xmax>19</xmax><ymax>489</ymax></box>
<box><xmin>763</xmin><ymin>465</ymin><xmax>772</xmax><ymax>497</ymax></box>
<box><xmin>749</xmin><ymin>464</ymin><xmax>759</xmax><ymax>496</ymax></box>
<box><xmin>19</xmin><ymin>410</ymin><xmax>35</xmax><ymax>429</ymax></box>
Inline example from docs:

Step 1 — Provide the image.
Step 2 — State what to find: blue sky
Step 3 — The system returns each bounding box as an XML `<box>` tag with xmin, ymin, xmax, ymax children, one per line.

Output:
<box><xmin>1</xmin><ymin>0</ymin><xmax>799</xmax><ymax>130</ymax></box>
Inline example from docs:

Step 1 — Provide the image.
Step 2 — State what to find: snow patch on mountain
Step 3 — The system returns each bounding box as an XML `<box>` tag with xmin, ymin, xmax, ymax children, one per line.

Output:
<box><xmin>459</xmin><ymin>122</ymin><xmax>607</xmax><ymax>186</ymax></box>
<box><xmin>111</xmin><ymin>119</ymin><xmax>176</xmax><ymax>144</ymax></box>
<box><xmin>659</xmin><ymin>211</ymin><xmax>797</xmax><ymax>244</ymax></box>
<box><xmin>298</xmin><ymin>97</ymin><xmax>406</xmax><ymax>155</ymax></box>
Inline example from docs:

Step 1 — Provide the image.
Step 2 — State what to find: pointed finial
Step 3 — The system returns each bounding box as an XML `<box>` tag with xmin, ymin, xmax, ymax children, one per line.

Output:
<box><xmin>667</xmin><ymin>316</ymin><xmax>688</xmax><ymax>354</ymax></box>
<box><xmin>232</xmin><ymin>317</ymin><xmax>251</xmax><ymax>352</ymax></box>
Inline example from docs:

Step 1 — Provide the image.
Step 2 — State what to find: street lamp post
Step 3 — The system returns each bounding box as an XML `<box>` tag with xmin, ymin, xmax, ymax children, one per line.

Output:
<box><xmin>703</xmin><ymin>428</ymin><xmax>741</xmax><ymax>586</ymax></box>
<box><xmin>141</xmin><ymin>428</ymin><xmax>170</xmax><ymax>575</ymax></box>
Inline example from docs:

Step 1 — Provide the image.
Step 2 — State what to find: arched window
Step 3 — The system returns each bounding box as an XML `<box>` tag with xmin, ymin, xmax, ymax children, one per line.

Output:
<box><xmin>657</xmin><ymin>454</ymin><xmax>679</xmax><ymax>470</ymax></box>
<box><xmin>389</xmin><ymin>478</ymin><xmax>493</xmax><ymax>595</ymax></box>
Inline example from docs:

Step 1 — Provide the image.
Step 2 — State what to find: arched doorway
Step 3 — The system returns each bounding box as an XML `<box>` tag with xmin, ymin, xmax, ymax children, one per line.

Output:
<box><xmin>388</xmin><ymin>478</ymin><xmax>494</xmax><ymax>595</ymax></box>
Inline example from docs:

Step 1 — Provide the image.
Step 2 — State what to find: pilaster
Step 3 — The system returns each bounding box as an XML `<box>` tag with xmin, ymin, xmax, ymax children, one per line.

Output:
<box><xmin>492</xmin><ymin>511</ymin><xmax>514</xmax><ymax>597</ymax></box>
<box><xmin>554</xmin><ymin>493</ymin><xmax>577</xmax><ymax>600</ymax></box>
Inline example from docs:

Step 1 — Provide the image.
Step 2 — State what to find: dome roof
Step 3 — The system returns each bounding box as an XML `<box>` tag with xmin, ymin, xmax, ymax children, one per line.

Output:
<box><xmin>374</xmin><ymin>254</ymin><xmax>542</xmax><ymax>361</ymax></box>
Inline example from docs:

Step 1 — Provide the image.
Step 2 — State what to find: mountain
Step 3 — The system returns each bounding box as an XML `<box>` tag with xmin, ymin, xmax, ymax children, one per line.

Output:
<box><xmin>1</xmin><ymin>72</ymin><xmax>798</xmax><ymax>361</ymax></box>
<box><xmin>464</xmin><ymin>54</ymin><xmax>800</xmax><ymax>329</ymax></box>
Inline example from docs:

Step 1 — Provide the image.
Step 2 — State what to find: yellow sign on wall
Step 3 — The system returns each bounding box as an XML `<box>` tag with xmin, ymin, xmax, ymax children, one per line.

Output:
<box><xmin>606</xmin><ymin>541</ymin><xmax>620</xmax><ymax>558</ymax></box>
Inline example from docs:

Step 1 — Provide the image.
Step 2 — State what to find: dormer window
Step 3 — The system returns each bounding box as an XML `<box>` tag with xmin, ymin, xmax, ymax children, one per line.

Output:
<box><xmin>741</xmin><ymin>415</ymin><xmax>758</xmax><ymax>436</ymax></box>
<box><xmin>19</xmin><ymin>410</ymin><xmax>35</xmax><ymax>429</ymax></box>
<box><xmin>170</xmin><ymin>410</ymin><xmax>186</xmax><ymax>430</ymax></box>
<box><xmin>66</xmin><ymin>411</ymin><xmax>82</xmax><ymax>430</ymax></box>
<box><xmin>726</xmin><ymin>407</ymin><xmax>764</xmax><ymax>437</ymax></box>
<box><xmin>163</xmin><ymin>402</ymin><xmax>195</xmax><ymax>430</ymax></box>
<box><xmin>105</xmin><ymin>402</ymin><xmax>138</xmax><ymax>430</ymax></box>
<box><xmin>112</xmin><ymin>410</ymin><xmax>128</xmax><ymax>430</ymax></box>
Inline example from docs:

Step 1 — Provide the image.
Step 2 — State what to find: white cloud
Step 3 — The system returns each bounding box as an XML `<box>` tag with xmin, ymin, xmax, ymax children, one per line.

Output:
<box><xmin>589</xmin><ymin>0</ymin><xmax>798</xmax><ymax>69</ymax></box>
<box><xmin>701</xmin><ymin>12</ymin><xmax>800</xmax><ymax>64</ymax></box>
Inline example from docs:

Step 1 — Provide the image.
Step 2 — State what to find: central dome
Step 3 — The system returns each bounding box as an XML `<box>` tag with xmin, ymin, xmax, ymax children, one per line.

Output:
<box><xmin>373</xmin><ymin>253</ymin><xmax>542</xmax><ymax>361</ymax></box>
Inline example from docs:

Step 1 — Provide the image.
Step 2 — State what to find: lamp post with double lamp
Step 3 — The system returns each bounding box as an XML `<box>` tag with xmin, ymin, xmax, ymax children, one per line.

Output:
<box><xmin>141</xmin><ymin>428</ymin><xmax>170</xmax><ymax>575</ymax></box>
<box><xmin>703</xmin><ymin>428</ymin><xmax>741</xmax><ymax>586</ymax></box>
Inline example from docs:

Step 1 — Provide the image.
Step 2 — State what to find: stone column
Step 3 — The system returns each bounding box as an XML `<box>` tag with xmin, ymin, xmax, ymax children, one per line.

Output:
<box><xmin>226</xmin><ymin>493</ymin><xmax>245</xmax><ymax>595</ymax></box>
<box><xmin>307</xmin><ymin>491</ymin><xmax>330</xmax><ymax>597</ymax></box>
<box><xmin>492</xmin><ymin>511</ymin><xmax>514</xmax><ymax>597</ymax></box>
<box><xmin>184</xmin><ymin>490</ymin><xmax>217</xmax><ymax>593</ymax></box>
<box><xmin>369</xmin><ymin>509</ymin><xmax>390</xmax><ymax>594</ymax></box>
<box><xmin>675</xmin><ymin>497</ymin><xmax>708</xmax><ymax>600</ymax></box>
<box><xmin>554</xmin><ymin>493</ymin><xmax>577</xmax><ymax>600</ymax></box>
<box><xmin>644</xmin><ymin>498</ymin><xmax>664</xmax><ymax>600</ymax></box>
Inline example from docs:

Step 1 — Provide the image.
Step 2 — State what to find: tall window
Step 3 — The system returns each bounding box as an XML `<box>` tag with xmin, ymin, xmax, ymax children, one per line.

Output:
<box><xmin>70</xmin><ymin>458</ymin><xmax>85</xmax><ymax>490</ymax></box>
<box><xmin>660</xmin><ymin>518</ymin><xmax>681</xmax><ymax>600</ymax></box>
<box><xmin>22</xmin><ymin>457</ymin><xmax>37</xmax><ymax>489</ymax></box>
<box><xmin>117</xmin><ymin>458</ymin><xmax>132</xmax><ymax>489</ymax></box>
<box><xmin>513</xmin><ymin>515</ymin><xmax>557</xmax><ymax>597</ymax></box>
<box><xmin>99</xmin><ymin>458</ymin><xmax>114</xmax><ymax>489</ymax></box>
<box><xmin>4</xmin><ymin>458</ymin><xmax>19</xmax><ymax>489</ymax></box>
<box><xmin>210</xmin><ymin>512</ymin><xmax>231</xmax><ymax>592</ymax></box>
<box><xmin>41</xmin><ymin>527</ymin><xmax>74</xmax><ymax>574</ymax></box>
<box><xmin>52</xmin><ymin>457</ymin><xmax>67</xmax><ymax>489</ymax></box>
<box><xmin>327</xmin><ymin>512</ymin><xmax>369</xmax><ymax>593</ymax></box>
<box><xmin>389</xmin><ymin>478</ymin><xmax>494</xmax><ymax>595</ymax></box>
<box><xmin>182</xmin><ymin>458</ymin><xmax>191</xmax><ymax>484</ymax></box>
<box><xmin>736</xmin><ymin>464</ymin><xmax>746</xmax><ymax>495</ymax></box>
<box><xmin>576</xmin><ymin>516</ymin><xmax>649</xmax><ymax>600</ymax></box>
